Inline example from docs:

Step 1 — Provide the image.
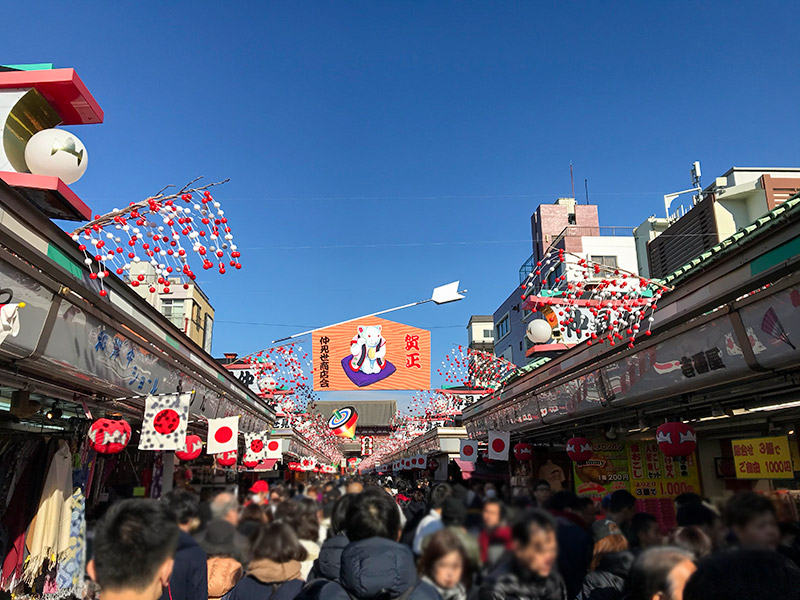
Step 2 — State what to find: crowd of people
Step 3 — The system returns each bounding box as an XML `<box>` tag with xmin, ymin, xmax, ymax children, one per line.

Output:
<box><xmin>86</xmin><ymin>476</ymin><xmax>800</xmax><ymax>600</ymax></box>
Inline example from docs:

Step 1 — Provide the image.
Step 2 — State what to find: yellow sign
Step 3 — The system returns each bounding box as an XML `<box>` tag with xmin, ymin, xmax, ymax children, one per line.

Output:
<box><xmin>627</xmin><ymin>440</ymin><xmax>701</xmax><ymax>499</ymax></box>
<box><xmin>732</xmin><ymin>436</ymin><xmax>794</xmax><ymax>479</ymax></box>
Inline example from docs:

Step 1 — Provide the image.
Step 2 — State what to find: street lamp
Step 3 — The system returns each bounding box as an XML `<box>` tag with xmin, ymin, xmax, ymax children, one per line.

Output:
<box><xmin>272</xmin><ymin>281</ymin><xmax>466</xmax><ymax>343</ymax></box>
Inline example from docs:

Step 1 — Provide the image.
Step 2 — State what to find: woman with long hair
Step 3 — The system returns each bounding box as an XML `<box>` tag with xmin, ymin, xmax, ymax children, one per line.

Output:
<box><xmin>275</xmin><ymin>498</ymin><xmax>321</xmax><ymax>580</ymax></box>
<box><xmin>418</xmin><ymin>529</ymin><xmax>471</xmax><ymax>600</ymax></box>
<box><xmin>227</xmin><ymin>522</ymin><xmax>307</xmax><ymax>600</ymax></box>
<box><xmin>576</xmin><ymin>534</ymin><xmax>635</xmax><ymax>600</ymax></box>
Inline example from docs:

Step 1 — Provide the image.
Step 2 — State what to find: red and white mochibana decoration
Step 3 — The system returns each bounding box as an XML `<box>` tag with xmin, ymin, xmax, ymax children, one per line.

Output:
<box><xmin>521</xmin><ymin>247</ymin><xmax>671</xmax><ymax>349</ymax></box>
<box><xmin>438</xmin><ymin>345</ymin><xmax>517</xmax><ymax>392</ymax></box>
<box><xmin>70</xmin><ymin>178</ymin><xmax>241</xmax><ymax>297</ymax></box>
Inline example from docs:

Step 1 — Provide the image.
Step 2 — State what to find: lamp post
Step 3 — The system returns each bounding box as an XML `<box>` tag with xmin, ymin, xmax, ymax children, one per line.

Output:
<box><xmin>271</xmin><ymin>281</ymin><xmax>466</xmax><ymax>344</ymax></box>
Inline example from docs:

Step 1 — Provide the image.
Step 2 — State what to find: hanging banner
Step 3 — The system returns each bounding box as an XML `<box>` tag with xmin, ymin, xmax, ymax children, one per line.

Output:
<box><xmin>573</xmin><ymin>441</ymin><xmax>631</xmax><ymax>500</ymax></box>
<box><xmin>138</xmin><ymin>393</ymin><xmax>192</xmax><ymax>451</ymax></box>
<box><xmin>460</xmin><ymin>440</ymin><xmax>478</xmax><ymax>462</ymax></box>
<box><xmin>313</xmin><ymin>317</ymin><xmax>430</xmax><ymax>391</ymax></box>
<box><xmin>488</xmin><ymin>431</ymin><xmax>510</xmax><ymax>461</ymax></box>
<box><xmin>207</xmin><ymin>416</ymin><xmax>239</xmax><ymax>454</ymax></box>
<box><xmin>732</xmin><ymin>436</ymin><xmax>794</xmax><ymax>479</ymax></box>
<box><xmin>627</xmin><ymin>440</ymin><xmax>701</xmax><ymax>498</ymax></box>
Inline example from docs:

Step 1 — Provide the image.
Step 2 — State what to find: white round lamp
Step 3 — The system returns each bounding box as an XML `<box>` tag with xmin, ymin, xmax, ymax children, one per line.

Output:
<box><xmin>24</xmin><ymin>128</ymin><xmax>88</xmax><ymax>184</ymax></box>
<box><xmin>526</xmin><ymin>319</ymin><xmax>552</xmax><ymax>344</ymax></box>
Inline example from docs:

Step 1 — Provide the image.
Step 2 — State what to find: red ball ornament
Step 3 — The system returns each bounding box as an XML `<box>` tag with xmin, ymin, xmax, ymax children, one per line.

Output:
<box><xmin>88</xmin><ymin>418</ymin><xmax>131</xmax><ymax>454</ymax></box>
<box><xmin>176</xmin><ymin>434</ymin><xmax>203</xmax><ymax>461</ymax></box>
<box><xmin>566</xmin><ymin>437</ymin><xmax>593</xmax><ymax>462</ymax></box>
<box><xmin>656</xmin><ymin>422</ymin><xmax>697</xmax><ymax>457</ymax></box>
<box><xmin>427</xmin><ymin>458</ymin><xmax>439</xmax><ymax>471</ymax></box>
<box><xmin>216</xmin><ymin>450</ymin><xmax>237</xmax><ymax>467</ymax></box>
<box><xmin>513</xmin><ymin>443</ymin><xmax>533</xmax><ymax>461</ymax></box>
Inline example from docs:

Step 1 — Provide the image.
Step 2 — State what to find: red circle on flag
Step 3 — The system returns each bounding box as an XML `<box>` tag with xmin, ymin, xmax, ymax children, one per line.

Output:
<box><xmin>463</xmin><ymin>444</ymin><xmax>474</xmax><ymax>456</ymax></box>
<box><xmin>154</xmin><ymin>409</ymin><xmax>180</xmax><ymax>434</ymax></box>
<box><xmin>250</xmin><ymin>439</ymin><xmax>264</xmax><ymax>453</ymax></box>
<box><xmin>215</xmin><ymin>426</ymin><xmax>233</xmax><ymax>443</ymax></box>
<box><xmin>492</xmin><ymin>438</ymin><xmax>506</xmax><ymax>453</ymax></box>
<box><xmin>268</xmin><ymin>440</ymin><xmax>279</xmax><ymax>451</ymax></box>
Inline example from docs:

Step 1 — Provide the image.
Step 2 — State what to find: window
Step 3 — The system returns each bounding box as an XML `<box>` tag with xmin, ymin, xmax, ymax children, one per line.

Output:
<box><xmin>161</xmin><ymin>299</ymin><xmax>185</xmax><ymax>330</ymax></box>
<box><xmin>483</xmin><ymin>329</ymin><xmax>493</xmax><ymax>338</ymax></box>
<box><xmin>496</xmin><ymin>316</ymin><xmax>510</xmax><ymax>340</ymax></box>
<box><xmin>203</xmin><ymin>314</ymin><xmax>213</xmax><ymax>353</ymax></box>
<box><xmin>590</xmin><ymin>255</ymin><xmax>618</xmax><ymax>269</ymax></box>
<box><xmin>192</xmin><ymin>303</ymin><xmax>202</xmax><ymax>326</ymax></box>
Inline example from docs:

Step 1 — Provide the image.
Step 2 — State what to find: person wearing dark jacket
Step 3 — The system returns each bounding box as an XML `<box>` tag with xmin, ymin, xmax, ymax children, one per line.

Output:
<box><xmin>160</xmin><ymin>490</ymin><xmax>207</xmax><ymax>600</ymax></box>
<box><xmin>304</xmin><ymin>490</ymin><xmax>439</xmax><ymax>600</ymax></box>
<box><xmin>548</xmin><ymin>491</ymin><xmax>592</xmax><ymax>599</ymax></box>
<box><xmin>307</xmin><ymin>494</ymin><xmax>353</xmax><ymax>583</ymax></box>
<box><xmin>227</xmin><ymin>522</ymin><xmax>306</xmax><ymax>600</ymax></box>
<box><xmin>479</xmin><ymin>509</ymin><xmax>566</xmax><ymax>600</ymax></box>
<box><xmin>575</xmin><ymin>534</ymin><xmax>633</xmax><ymax>600</ymax></box>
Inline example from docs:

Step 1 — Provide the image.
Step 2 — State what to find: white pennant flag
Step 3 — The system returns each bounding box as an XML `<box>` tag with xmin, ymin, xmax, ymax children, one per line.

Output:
<box><xmin>265</xmin><ymin>438</ymin><xmax>284</xmax><ymax>459</ymax></box>
<box><xmin>245</xmin><ymin>430</ymin><xmax>269</xmax><ymax>462</ymax></box>
<box><xmin>207</xmin><ymin>416</ymin><xmax>239</xmax><ymax>454</ymax></box>
<box><xmin>488</xmin><ymin>430</ymin><xmax>510</xmax><ymax>461</ymax></box>
<box><xmin>139</xmin><ymin>393</ymin><xmax>192</xmax><ymax>451</ymax></box>
<box><xmin>460</xmin><ymin>439</ymin><xmax>478</xmax><ymax>462</ymax></box>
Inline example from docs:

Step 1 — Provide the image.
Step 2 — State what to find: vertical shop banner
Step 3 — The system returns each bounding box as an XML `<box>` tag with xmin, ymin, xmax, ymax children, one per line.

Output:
<box><xmin>573</xmin><ymin>441</ymin><xmax>631</xmax><ymax>500</ymax></box>
<box><xmin>627</xmin><ymin>440</ymin><xmax>701</xmax><ymax>498</ymax></box>
<box><xmin>139</xmin><ymin>393</ymin><xmax>192</xmax><ymax>451</ymax></box>
<box><xmin>207</xmin><ymin>416</ymin><xmax>240</xmax><ymax>454</ymax></box>
<box><xmin>732</xmin><ymin>436</ymin><xmax>794</xmax><ymax>479</ymax></box>
<box><xmin>313</xmin><ymin>317</ymin><xmax>430</xmax><ymax>391</ymax></box>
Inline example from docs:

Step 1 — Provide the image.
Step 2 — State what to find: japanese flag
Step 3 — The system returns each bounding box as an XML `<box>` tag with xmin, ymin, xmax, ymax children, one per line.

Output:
<box><xmin>207</xmin><ymin>416</ymin><xmax>239</xmax><ymax>454</ymax></box>
<box><xmin>488</xmin><ymin>431</ymin><xmax>510</xmax><ymax>461</ymax></box>
<box><xmin>139</xmin><ymin>394</ymin><xmax>192</xmax><ymax>451</ymax></box>
<box><xmin>460</xmin><ymin>440</ymin><xmax>478</xmax><ymax>462</ymax></box>
<box><xmin>413</xmin><ymin>454</ymin><xmax>427</xmax><ymax>469</ymax></box>
<box><xmin>265</xmin><ymin>438</ymin><xmax>284</xmax><ymax>460</ymax></box>
<box><xmin>245</xmin><ymin>430</ymin><xmax>269</xmax><ymax>462</ymax></box>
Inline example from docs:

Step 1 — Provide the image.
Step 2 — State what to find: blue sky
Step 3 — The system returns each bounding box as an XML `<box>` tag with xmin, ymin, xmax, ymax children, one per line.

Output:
<box><xmin>4</xmin><ymin>2</ymin><xmax>799</xmax><ymax>403</ymax></box>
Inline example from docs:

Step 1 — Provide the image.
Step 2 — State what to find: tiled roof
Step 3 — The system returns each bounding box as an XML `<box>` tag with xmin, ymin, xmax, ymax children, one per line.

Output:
<box><xmin>314</xmin><ymin>400</ymin><xmax>397</xmax><ymax>427</ymax></box>
<box><xmin>659</xmin><ymin>192</ymin><xmax>800</xmax><ymax>287</ymax></box>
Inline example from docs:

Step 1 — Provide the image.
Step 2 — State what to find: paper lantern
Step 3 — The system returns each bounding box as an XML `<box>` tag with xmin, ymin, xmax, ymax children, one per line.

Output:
<box><xmin>243</xmin><ymin>456</ymin><xmax>259</xmax><ymax>469</ymax></box>
<box><xmin>176</xmin><ymin>434</ymin><xmax>203</xmax><ymax>461</ymax></box>
<box><xmin>513</xmin><ymin>443</ymin><xmax>533</xmax><ymax>461</ymax></box>
<box><xmin>566</xmin><ymin>437</ymin><xmax>593</xmax><ymax>462</ymax></box>
<box><xmin>656</xmin><ymin>422</ymin><xmax>697</xmax><ymax>457</ymax></box>
<box><xmin>427</xmin><ymin>458</ymin><xmax>439</xmax><ymax>471</ymax></box>
<box><xmin>88</xmin><ymin>417</ymin><xmax>131</xmax><ymax>454</ymax></box>
<box><xmin>24</xmin><ymin>128</ymin><xmax>88</xmax><ymax>184</ymax></box>
<box><xmin>526</xmin><ymin>319</ymin><xmax>552</xmax><ymax>344</ymax></box>
<box><xmin>216</xmin><ymin>450</ymin><xmax>237</xmax><ymax>467</ymax></box>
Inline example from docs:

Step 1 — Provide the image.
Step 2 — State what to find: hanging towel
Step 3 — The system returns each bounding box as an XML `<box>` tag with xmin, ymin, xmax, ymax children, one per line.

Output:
<box><xmin>23</xmin><ymin>440</ymin><xmax>72</xmax><ymax>584</ymax></box>
<box><xmin>46</xmin><ymin>489</ymin><xmax>86</xmax><ymax>599</ymax></box>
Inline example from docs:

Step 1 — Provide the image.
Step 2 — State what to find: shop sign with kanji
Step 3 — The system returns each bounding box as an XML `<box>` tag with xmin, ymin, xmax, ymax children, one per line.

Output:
<box><xmin>312</xmin><ymin>317</ymin><xmax>431</xmax><ymax>391</ymax></box>
<box><xmin>732</xmin><ymin>436</ymin><xmax>795</xmax><ymax>479</ymax></box>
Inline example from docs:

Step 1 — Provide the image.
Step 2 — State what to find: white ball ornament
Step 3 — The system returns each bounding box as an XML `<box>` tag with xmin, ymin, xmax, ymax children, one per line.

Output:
<box><xmin>24</xmin><ymin>128</ymin><xmax>88</xmax><ymax>184</ymax></box>
<box><xmin>526</xmin><ymin>319</ymin><xmax>553</xmax><ymax>344</ymax></box>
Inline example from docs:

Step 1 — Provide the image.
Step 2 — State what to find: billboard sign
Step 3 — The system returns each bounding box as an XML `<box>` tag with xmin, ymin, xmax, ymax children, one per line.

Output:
<box><xmin>313</xmin><ymin>317</ymin><xmax>430</xmax><ymax>391</ymax></box>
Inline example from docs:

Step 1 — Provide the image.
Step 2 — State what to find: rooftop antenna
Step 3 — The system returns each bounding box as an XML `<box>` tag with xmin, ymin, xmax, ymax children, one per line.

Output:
<box><xmin>570</xmin><ymin>161</ymin><xmax>575</xmax><ymax>200</ymax></box>
<box><xmin>584</xmin><ymin>178</ymin><xmax>589</xmax><ymax>204</ymax></box>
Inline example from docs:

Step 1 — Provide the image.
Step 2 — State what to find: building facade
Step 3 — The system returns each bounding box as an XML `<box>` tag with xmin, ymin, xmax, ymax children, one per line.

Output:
<box><xmin>467</xmin><ymin>315</ymin><xmax>494</xmax><ymax>353</ymax></box>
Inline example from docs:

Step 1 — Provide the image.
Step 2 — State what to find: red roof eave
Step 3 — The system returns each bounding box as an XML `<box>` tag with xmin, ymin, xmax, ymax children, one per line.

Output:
<box><xmin>0</xmin><ymin>68</ymin><xmax>103</xmax><ymax>125</ymax></box>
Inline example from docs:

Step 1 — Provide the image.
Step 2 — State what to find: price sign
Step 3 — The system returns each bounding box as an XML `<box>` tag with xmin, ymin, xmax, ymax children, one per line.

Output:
<box><xmin>732</xmin><ymin>436</ymin><xmax>794</xmax><ymax>479</ymax></box>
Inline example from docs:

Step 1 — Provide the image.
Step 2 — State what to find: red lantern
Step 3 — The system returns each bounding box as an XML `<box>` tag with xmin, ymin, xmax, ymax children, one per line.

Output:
<box><xmin>427</xmin><ymin>458</ymin><xmax>439</xmax><ymax>471</ymax></box>
<box><xmin>216</xmin><ymin>450</ymin><xmax>237</xmax><ymax>467</ymax></box>
<box><xmin>287</xmin><ymin>462</ymin><xmax>300</xmax><ymax>471</ymax></box>
<box><xmin>242</xmin><ymin>455</ymin><xmax>259</xmax><ymax>469</ymax></box>
<box><xmin>656</xmin><ymin>422</ymin><xmax>697</xmax><ymax>457</ymax></box>
<box><xmin>513</xmin><ymin>443</ymin><xmax>533</xmax><ymax>461</ymax></box>
<box><xmin>88</xmin><ymin>418</ymin><xmax>131</xmax><ymax>454</ymax></box>
<box><xmin>482</xmin><ymin>451</ymin><xmax>494</xmax><ymax>465</ymax></box>
<box><xmin>566</xmin><ymin>437</ymin><xmax>593</xmax><ymax>462</ymax></box>
<box><xmin>176</xmin><ymin>434</ymin><xmax>202</xmax><ymax>461</ymax></box>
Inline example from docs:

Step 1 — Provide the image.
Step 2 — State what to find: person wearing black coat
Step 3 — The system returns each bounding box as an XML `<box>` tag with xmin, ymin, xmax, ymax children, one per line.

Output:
<box><xmin>479</xmin><ymin>510</ymin><xmax>567</xmax><ymax>600</ymax></box>
<box><xmin>307</xmin><ymin>534</ymin><xmax>348</xmax><ymax>582</ymax></box>
<box><xmin>575</xmin><ymin>551</ymin><xmax>634</xmax><ymax>600</ymax></box>
<box><xmin>160</xmin><ymin>490</ymin><xmax>207</xmax><ymax>600</ymax></box>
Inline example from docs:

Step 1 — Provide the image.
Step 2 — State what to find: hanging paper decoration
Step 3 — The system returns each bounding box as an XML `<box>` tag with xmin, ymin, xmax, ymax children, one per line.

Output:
<box><xmin>216</xmin><ymin>450</ymin><xmax>237</xmax><ymax>467</ymax></box>
<box><xmin>70</xmin><ymin>178</ymin><xmax>241</xmax><ymax>298</ymax></box>
<box><xmin>488</xmin><ymin>431</ymin><xmax>510</xmax><ymax>461</ymax></box>
<box><xmin>656</xmin><ymin>422</ymin><xmax>697</xmax><ymax>457</ymax></box>
<box><xmin>513</xmin><ymin>443</ymin><xmax>533</xmax><ymax>461</ymax></box>
<box><xmin>244</xmin><ymin>430</ymin><xmax>269</xmax><ymax>462</ymax></box>
<box><xmin>566</xmin><ymin>437</ymin><xmax>593</xmax><ymax>462</ymax></box>
<box><xmin>482</xmin><ymin>450</ymin><xmax>494</xmax><ymax>465</ymax></box>
<box><xmin>242</xmin><ymin>454</ymin><xmax>259</xmax><ymax>469</ymax></box>
<box><xmin>328</xmin><ymin>406</ymin><xmax>359</xmax><ymax>438</ymax></box>
<box><xmin>299</xmin><ymin>457</ymin><xmax>315</xmax><ymax>471</ymax></box>
<box><xmin>266</xmin><ymin>439</ymin><xmax>284</xmax><ymax>460</ymax></box>
<box><xmin>88</xmin><ymin>417</ymin><xmax>131</xmax><ymax>454</ymax></box>
<box><xmin>138</xmin><ymin>393</ymin><xmax>192</xmax><ymax>451</ymax></box>
<box><xmin>520</xmin><ymin>248</ymin><xmax>670</xmax><ymax>349</ymax></box>
<box><xmin>427</xmin><ymin>457</ymin><xmax>440</xmax><ymax>471</ymax></box>
<box><xmin>460</xmin><ymin>440</ymin><xmax>478</xmax><ymax>462</ymax></box>
<box><xmin>207</xmin><ymin>415</ymin><xmax>239</xmax><ymax>454</ymax></box>
<box><xmin>176</xmin><ymin>434</ymin><xmax>203</xmax><ymax>461</ymax></box>
<box><xmin>439</xmin><ymin>346</ymin><xmax>517</xmax><ymax>393</ymax></box>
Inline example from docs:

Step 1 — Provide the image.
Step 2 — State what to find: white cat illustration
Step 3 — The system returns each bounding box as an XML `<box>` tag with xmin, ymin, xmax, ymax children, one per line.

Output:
<box><xmin>349</xmin><ymin>325</ymin><xmax>387</xmax><ymax>375</ymax></box>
